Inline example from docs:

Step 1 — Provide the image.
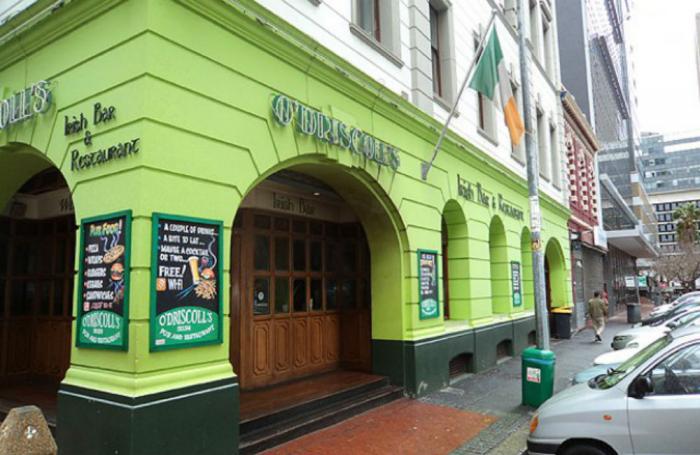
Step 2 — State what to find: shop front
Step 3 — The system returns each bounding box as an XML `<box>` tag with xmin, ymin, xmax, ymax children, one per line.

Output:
<box><xmin>0</xmin><ymin>1</ymin><xmax>572</xmax><ymax>454</ymax></box>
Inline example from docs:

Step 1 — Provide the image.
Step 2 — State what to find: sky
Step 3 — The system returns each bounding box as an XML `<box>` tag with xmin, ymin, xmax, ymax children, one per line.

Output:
<box><xmin>630</xmin><ymin>0</ymin><xmax>700</xmax><ymax>136</ymax></box>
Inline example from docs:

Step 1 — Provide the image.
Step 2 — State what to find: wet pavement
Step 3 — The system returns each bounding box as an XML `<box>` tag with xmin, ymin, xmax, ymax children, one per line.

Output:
<box><xmin>263</xmin><ymin>306</ymin><xmax>647</xmax><ymax>455</ymax></box>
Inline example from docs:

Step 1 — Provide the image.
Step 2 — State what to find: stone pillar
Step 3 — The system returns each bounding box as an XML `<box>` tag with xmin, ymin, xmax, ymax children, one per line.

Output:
<box><xmin>406</xmin><ymin>0</ymin><xmax>435</xmax><ymax>114</ymax></box>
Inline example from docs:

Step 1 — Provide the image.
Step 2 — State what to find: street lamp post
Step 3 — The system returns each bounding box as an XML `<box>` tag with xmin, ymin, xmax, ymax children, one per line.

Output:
<box><xmin>517</xmin><ymin>0</ymin><xmax>551</xmax><ymax>351</ymax></box>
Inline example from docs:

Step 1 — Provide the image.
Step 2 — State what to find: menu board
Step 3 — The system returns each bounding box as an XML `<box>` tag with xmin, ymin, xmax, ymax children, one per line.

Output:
<box><xmin>418</xmin><ymin>249</ymin><xmax>439</xmax><ymax>320</ymax></box>
<box><xmin>151</xmin><ymin>213</ymin><xmax>223</xmax><ymax>351</ymax></box>
<box><xmin>76</xmin><ymin>211</ymin><xmax>131</xmax><ymax>349</ymax></box>
<box><xmin>511</xmin><ymin>261</ymin><xmax>522</xmax><ymax>307</ymax></box>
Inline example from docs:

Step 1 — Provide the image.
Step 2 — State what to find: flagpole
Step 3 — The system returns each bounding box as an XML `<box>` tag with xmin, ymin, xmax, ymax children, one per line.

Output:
<box><xmin>421</xmin><ymin>10</ymin><xmax>498</xmax><ymax>181</ymax></box>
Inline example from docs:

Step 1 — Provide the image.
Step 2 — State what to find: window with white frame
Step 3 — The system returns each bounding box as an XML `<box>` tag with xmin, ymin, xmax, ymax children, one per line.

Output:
<box><xmin>542</xmin><ymin>16</ymin><xmax>554</xmax><ymax>78</ymax></box>
<box><xmin>504</xmin><ymin>0</ymin><xmax>518</xmax><ymax>30</ymax></box>
<box><xmin>430</xmin><ymin>4</ymin><xmax>443</xmax><ymax>97</ymax></box>
<box><xmin>529</xmin><ymin>0</ymin><xmax>541</xmax><ymax>60</ymax></box>
<box><xmin>475</xmin><ymin>32</ymin><xmax>497</xmax><ymax>142</ymax></box>
<box><xmin>429</xmin><ymin>0</ymin><xmax>455</xmax><ymax>103</ymax></box>
<box><xmin>357</xmin><ymin>0</ymin><xmax>380</xmax><ymax>41</ymax></box>
<box><xmin>537</xmin><ymin>107</ymin><xmax>550</xmax><ymax>180</ymax></box>
<box><xmin>550</xmin><ymin>121</ymin><xmax>560</xmax><ymax>188</ymax></box>
<box><xmin>351</xmin><ymin>0</ymin><xmax>402</xmax><ymax>65</ymax></box>
<box><xmin>510</xmin><ymin>77</ymin><xmax>525</xmax><ymax>161</ymax></box>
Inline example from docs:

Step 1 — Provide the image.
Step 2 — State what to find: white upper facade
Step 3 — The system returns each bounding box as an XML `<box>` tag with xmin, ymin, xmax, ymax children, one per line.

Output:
<box><xmin>255</xmin><ymin>0</ymin><xmax>567</xmax><ymax>204</ymax></box>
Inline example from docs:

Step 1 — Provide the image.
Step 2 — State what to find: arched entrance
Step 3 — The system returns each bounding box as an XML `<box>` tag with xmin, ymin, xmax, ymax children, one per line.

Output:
<box><xmin>489</xmin><ymin>216</ymin><xmax>509</xmax><ymax>314</ymax></box>
<box><xmin>230</xmin><ymin>163</ymin><xmax>406</xmax><ymax>392</ymax></box>
<box><xmin>0</xmin><ymin>163</ymin><xmax>75</xmax><ymax>425</ymax></box>
<box><xmin>441</xmin><ymin>200</ymin><xmax>469</xmax><ymax>320</ymax></box>
<box><xmin>544</xmin><ymin>238</ymin><xmax>567</xmax><ymax>309</ymax></box>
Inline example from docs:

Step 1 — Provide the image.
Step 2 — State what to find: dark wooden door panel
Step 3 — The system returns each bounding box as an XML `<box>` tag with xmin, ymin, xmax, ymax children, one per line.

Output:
<box><xmin>235</xmin><ymin>209</ymin><xmax>371</xmax><ymax>389</ymax></box>
<box><xmin>273</xmin><ymin>319</ymin><xmax>291</xmax><ymax>373</ymax></box>
<box><xmin>324</xmin><ymin>315</ymin><xmax>340</xmax><ymax>362</ymax></box>
<box><xmin>309</xmin><ymin>316</ymin><xmax>324</xmax><ymax>365</ymax></box>
<box><xmin>252</xmin><ymin>322</ymin><xmax>271</xmax><ymax>380</ymax></box>
<box><xmin>292</xmin><ymin>318</ymin><xmax>308</xmax><ymax>369</ymax></box>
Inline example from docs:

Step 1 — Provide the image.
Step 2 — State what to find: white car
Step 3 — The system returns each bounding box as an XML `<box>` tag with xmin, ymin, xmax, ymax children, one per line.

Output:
<box><xmin>594</xmin><ymin>347</ymin><xmax>643</xmax><ymax>366</ymax></box>
<box><xmin>528</xmin><ymin>327</ymin><xmax>700</xmax><ymax>455</ymax></box>
<box><xmin>611</xmin><ymin>309</ymin><xmax>700</xmax><ymax>350</ymax></box>
<box><xmin>650</xmin><ymin>291</ymin><xmax>700</xmax><ymax>317</ymax></box>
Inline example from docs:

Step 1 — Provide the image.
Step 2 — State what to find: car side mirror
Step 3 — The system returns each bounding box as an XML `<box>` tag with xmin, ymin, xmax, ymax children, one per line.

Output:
<box><xmin>629</xmin><ymin>376</ymin><xmax>654</xmax><ymax>399</ymax></box>
<box><xmin>668</xmin><ymin>321</ymin><xmax>678</xmax><ymax>329</ymax></box>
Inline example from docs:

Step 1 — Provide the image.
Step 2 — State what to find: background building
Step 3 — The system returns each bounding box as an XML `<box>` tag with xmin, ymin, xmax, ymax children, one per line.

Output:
<box><xmin>642</xmin><ymin>131</ymin><xmax>700</xmax><ymax>252</ymax></box>
<box><xmin>563</xmin><ymin>91</ymin><xmax>606</xmax><ymax>329</ymax></box>
<box><xmin>696</xmin><ymin>13</ymin><xmax>700</xmax><ymax>97</ymax></box>
<box><xmin>557</xmin><ymin>0</ymin><xmax>657</xmax><ymax>312</ymax></box>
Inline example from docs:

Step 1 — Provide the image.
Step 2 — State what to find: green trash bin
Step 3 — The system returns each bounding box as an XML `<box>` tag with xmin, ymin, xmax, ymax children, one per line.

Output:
<box><xmin>521</xmin><ymin>347</ymin><xmax>555</xmax><ymax>407</ymax></box>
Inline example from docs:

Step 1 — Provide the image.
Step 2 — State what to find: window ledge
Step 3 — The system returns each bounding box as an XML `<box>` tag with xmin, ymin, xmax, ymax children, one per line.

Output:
<box><xmin>349</xmin><ymin>23</ymin><xmax>404</xmax><ymax>68</ymax></box>
<box><xmin>511</xmin><ymin>153</ymin><xmax>525</xmax><ymax>166</ymax></box>
<box><xmin>477</xmin><ymin>127</ymin><xmax>499</xmax><ymax>147</ymax></box>
<box><xmin>433</xmin><ymin>95</ymin><xmax>453</xmax><ymax>113</ymax></box>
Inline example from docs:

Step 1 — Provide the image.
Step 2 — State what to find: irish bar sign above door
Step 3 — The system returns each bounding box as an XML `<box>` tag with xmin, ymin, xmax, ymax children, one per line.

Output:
<box><xmin>77</xmin><ymin>211</ymin><xmax>132</xmax><ymax>349</ymax></box>
<box><xmin>150</xmin><ymin>213</ymin><xmax>223</xmax><ymax>351</ymax></box>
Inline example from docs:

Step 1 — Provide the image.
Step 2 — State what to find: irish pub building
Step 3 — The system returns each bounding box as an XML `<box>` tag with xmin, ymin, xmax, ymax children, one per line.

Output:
<box><xmin>0</xmin><ymin>1</ymin><xmax>572</xmax><ymax>453</ymax></box>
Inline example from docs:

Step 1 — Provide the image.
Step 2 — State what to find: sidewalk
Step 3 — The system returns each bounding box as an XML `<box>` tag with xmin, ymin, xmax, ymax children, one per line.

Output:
<box><xmin>437</xmin><ymin>302</ymin><xmax>654</xmax><ymax>455</ymax></box>
<box><xmin>263</xmin><ymin>307</ymin><xmax>647</xmax><ymax>455</ymax></box>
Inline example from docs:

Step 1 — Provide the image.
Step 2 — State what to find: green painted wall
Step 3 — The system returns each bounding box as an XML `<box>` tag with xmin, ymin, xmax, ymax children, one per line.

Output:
<box><xmin>0</xmin><ymin>0</ymin><xmax>572</xmax><ymax>399</ymax></box>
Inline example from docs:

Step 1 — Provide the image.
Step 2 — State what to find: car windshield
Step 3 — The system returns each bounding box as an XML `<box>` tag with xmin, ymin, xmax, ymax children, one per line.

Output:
<box><xmin>677</xmin><ymin>312</ymin><xmax>700</xmax><ymax>327</ymax></box>
<box><xmin>595</xmin><ymin>336</ymin><xmax>673</xmax><ymax>389</ymax></box>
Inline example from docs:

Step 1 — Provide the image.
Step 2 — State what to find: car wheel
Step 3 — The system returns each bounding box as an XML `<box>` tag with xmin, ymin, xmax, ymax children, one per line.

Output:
<box><xmin>561</xmin><ymin>443</ymin><xmax>610</xmax><ymax>455</ymax></box>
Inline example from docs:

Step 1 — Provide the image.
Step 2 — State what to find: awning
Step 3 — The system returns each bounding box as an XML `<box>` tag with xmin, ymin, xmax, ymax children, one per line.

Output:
<box><xmin>606</xmin><ymin>227</ymin><xmax>659</xmax><ymax>258</ymax></box>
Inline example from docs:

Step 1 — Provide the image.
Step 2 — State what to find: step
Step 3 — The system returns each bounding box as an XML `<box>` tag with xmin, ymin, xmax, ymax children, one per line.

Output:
<box><xmin>239</xmin><ymin>385</ymin><xmax>403</xmax><ymax>454</ymax></box>
<box><xmin>240</xmin><ymin>375</ymin><xmax>389</xmax><ymax>435</ymax></box>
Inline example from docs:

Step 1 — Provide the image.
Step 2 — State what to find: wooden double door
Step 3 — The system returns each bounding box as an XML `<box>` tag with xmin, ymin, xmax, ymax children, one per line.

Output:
<box><xmin>231</xmin><ymin>210</ymin><xmax>371</xmax><ymax>390</ymax></box>
<box><xmin>0</xmin><ymin>215</ymin><xmax>74</xmax><ymax>386</ymax></box>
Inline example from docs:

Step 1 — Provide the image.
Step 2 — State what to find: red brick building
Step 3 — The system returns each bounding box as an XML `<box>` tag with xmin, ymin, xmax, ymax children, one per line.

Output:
<box><xmin>563</xmin><ymin>91</ymin><xmax>606</xmax><ymax>329</ymax></box>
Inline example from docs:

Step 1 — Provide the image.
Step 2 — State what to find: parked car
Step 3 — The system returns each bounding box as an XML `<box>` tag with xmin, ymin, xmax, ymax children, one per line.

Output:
<box><xmin>528</xmin><ymin>326</ymin><xmax>700</xmax><ymax>455</ymax></box>
<box><xmin>649</xmin><ymin>291</ymin><xmax>700</xmax><ymax>317</ymax></box>
<box><xmin>641</xmin><ymin>296</ymin><xmax>700</xmax><ymax>326</ymax></box>
<box><xmin>594</xmin><ymin>346</ymin><xmax>644</xmax><ymax>366</ymax></box>
<box><xmin>573</xmin><ymin>311</ymin><xmax>700</xmax><ymax>385</ymax></box>
<box><xmin>572</xmin><ymin>362</ymin><xmax>620</xmax><ymax>385</ymax></box>
<box><xmin>612</xmin><ymin>309</ymin><xmax>700</xmax><ymax>350</ymax></box>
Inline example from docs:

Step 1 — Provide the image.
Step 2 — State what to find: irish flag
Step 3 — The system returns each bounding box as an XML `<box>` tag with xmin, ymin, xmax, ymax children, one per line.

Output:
<box><xmin>469</xmin><ymin>28</ymin><xmax>525</xmax><ymax>146</ymax></box>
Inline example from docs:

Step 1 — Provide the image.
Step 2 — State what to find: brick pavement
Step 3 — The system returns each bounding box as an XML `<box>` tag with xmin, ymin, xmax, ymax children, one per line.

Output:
<box><xmin>262</xmin><ymin>305</ymin><xmax>651</xmax><ymax>454</ymax></box>
<box><xmin>263</xmin><ymin>399</ymin><xmax>496</xmax><ymax>455</ymax></box>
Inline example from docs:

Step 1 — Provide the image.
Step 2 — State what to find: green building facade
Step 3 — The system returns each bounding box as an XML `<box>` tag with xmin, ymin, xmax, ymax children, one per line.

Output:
<box><xmin>0</xmin><ymin>1</ymin><xmax>572</xmax><ymax>453</ymax></box>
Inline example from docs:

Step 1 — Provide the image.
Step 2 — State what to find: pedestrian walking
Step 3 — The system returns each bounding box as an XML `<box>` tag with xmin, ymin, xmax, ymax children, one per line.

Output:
<box><xmin>587</xmin><ymin>291</ymin><xmax>608</xmax><ymax>342</ymax></box>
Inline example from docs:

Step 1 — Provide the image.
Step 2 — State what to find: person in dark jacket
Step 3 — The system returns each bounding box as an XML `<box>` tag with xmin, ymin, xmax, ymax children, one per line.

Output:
<box><xmin>587</xmin><ymin>291</ymin><xmax>608</xmax><ymax>342</ymax></box>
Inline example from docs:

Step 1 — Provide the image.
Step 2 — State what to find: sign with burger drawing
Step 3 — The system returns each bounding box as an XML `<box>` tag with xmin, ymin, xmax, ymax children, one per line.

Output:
<box><xmin>150</xmin><ymin>213</ymin><xmax>223</xmax><ymax>351</ymax></box>
<box><xmin>77</xmin><ymin>211</ymin><xmax>132</xmax><ymax>349</ymax></box>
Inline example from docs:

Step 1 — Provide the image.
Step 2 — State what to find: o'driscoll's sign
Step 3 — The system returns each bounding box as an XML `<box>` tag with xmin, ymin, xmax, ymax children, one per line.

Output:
<box><xmin>0</xmin><ymin>80</ymin><xmax>52</xmax><ymax>131</ymax></box>
<box><xmin>151</xmin><ymin>213</ymin><xmax>223</xmax><ymax>351</ymax></box>
<box><xmin>418</xmin><ymin>249</ymin><xmax>439</xmax><ymax>320</ymax></box>
<box><xmin>271</xmin><ymin>94</ymin><xmax>400</xmax><ymax>170</ymax></box>
<box><xmin>77</xmin><ymin>211</ymin><xmax>132</xmax><ymax>350</ymax></box>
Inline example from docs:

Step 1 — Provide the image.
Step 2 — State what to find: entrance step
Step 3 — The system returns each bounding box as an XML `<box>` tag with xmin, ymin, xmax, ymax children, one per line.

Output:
<box><xmin>239</xmin><ymin>375</ymin><xmax>403</xmax><ymax>454</ymax></box>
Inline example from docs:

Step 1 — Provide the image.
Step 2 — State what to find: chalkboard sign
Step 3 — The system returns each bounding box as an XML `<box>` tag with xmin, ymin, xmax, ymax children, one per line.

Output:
<box><xmin>418</xmin><ymin>249</ymin><xmax>439</xmax><ymax>320</ymax></box>
<box><xmin>76</xmin><ymin>211</ymin><xmax>132</xmax><ymax>349</ymax></box>
<box><xmin>151</xmin><ymin>213</ymin><xmax>223</xmax><ymax>351</ymax></box>
<box><xmin>511</xmin><ymin>261</ymin><xmax>522</xmax><ymax>307</ymax></box>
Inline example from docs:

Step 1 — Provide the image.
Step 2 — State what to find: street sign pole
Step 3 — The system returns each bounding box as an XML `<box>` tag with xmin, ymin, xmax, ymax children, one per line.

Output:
<box><xmin>517</xmin><ymin>0</ymin><xmax>550</xmax><ymax>351</ymax></box>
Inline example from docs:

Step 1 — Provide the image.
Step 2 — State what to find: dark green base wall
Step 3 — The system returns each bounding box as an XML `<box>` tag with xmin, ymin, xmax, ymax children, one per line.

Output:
<box><xmin>374</xmin><ymin>316</ymin><xmax>536</xmax><ymax>397</ymax></box>
<box><xmin>57</xmin><ymin>378</ymin><xmax>239</xmax><ymax>455</ymax></box>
